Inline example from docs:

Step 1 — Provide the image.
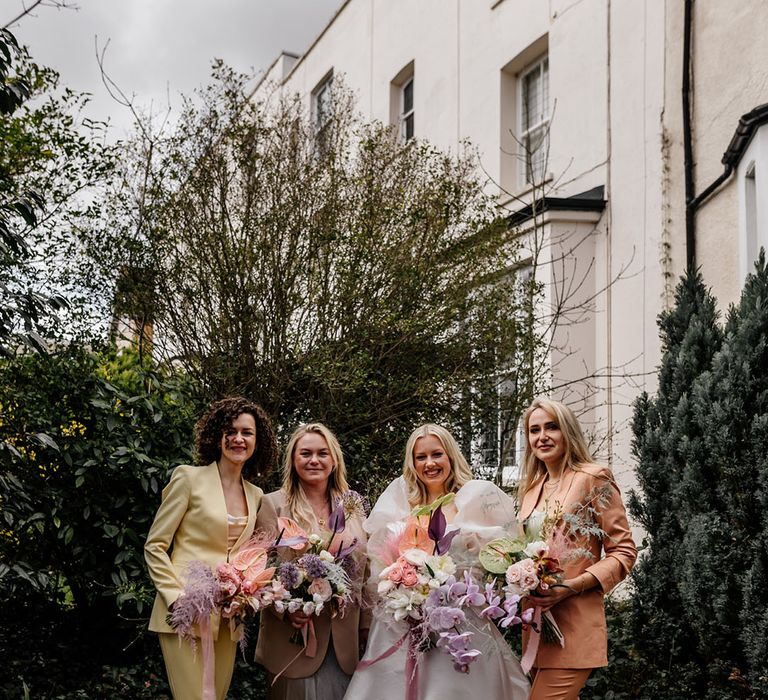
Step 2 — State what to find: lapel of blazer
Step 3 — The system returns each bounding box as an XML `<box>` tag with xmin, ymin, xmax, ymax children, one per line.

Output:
<box><xmin>201</xmin><ymin>461</ymin><xmax>228</xmax><ymax>540</ymax></box>
<box><xmin>518</xmin><ymin>474</ymin><xmax>545</xmax><ymax>521</ymax></box>
<box><xmin>554</xmin><ymin>465</ymin><xmax>579</xmax><ymax>512</ymax></box>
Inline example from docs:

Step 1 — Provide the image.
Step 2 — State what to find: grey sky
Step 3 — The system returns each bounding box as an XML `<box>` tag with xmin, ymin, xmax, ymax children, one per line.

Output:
<box><xmin>8</xmin><ymin>0</ymin><xmax>343</xmax><ymax>138</ymax></box>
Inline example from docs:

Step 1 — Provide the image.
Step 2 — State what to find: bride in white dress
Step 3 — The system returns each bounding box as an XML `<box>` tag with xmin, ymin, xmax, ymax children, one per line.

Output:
<box><xmin>344</xmin><ymin>424</ymin><xmax>529</xmax><ymax>700</ymax></box>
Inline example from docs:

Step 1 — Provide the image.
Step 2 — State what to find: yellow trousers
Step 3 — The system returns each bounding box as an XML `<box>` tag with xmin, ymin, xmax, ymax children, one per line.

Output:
<box><xmin>529</xmin><ymin>668</ymin><xmax>592</xmax><ymax>700</ymax></box>
<box><xmin>158</xmin><ymin>632</ymin><xmax>238</xmax><ymax>700</ymax></box>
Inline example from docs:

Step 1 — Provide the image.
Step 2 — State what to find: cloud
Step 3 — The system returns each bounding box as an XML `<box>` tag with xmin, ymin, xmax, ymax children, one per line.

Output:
<box><xmin>10</xmin><ymin>0</ymin><xmax>342</xmax><ymax>137</ymax></box>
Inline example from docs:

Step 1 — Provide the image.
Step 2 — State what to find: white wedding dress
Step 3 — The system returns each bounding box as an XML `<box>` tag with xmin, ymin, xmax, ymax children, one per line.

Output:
<box><xmin>344</xmin><ymin>478</ymin><xmax>530</xmax><ymax>700</ymax></box>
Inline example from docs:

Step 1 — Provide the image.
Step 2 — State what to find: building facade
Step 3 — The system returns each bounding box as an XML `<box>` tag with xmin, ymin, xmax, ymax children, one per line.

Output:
<box><xmin>253</xmin><ymin>0</ymin><xmax>768</xmax><ymax>495</ymax></box>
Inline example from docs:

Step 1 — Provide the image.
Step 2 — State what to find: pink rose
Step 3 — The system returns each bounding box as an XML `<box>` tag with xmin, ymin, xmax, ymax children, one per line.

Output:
<box><xmin>387</xmin><ymin>562</ymin><xmax>405</xmax><ymax>584</ymax></box>
<box><xmin>401</xmin><ymin>569</ymin><xmax>419</xmax><ymax>587</ymax></box>
<box><xmin>216</xmin><ymin>563</ymin><xmax>241</xmax><ymax>597</ymax></box>
<box><xmin>520</xmin><ymin>572</ymin><xmax>540</xmax><ymax>591</ymax></box>
<box><xmin>308</xmin><ymin>578</ymin><xmax>333</xmax><ymax>602</ymax></box>
<box><xmin>505</xmin><ymin>562</ymin><xmax>524</xmax><ymax>585</ymax></box>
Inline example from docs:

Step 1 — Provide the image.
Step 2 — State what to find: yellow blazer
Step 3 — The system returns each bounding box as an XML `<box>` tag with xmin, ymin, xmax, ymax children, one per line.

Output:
<box><xmin>518</xmin><ymin>463</ymin><xmax>637</xmax><ymax>668</ymax></box>
<box><xmin>253</xmin><ymin>489</ymin><xmax>369</xmax><ymax>678</ymax></box>
<box><xmin>144</xmin><ymin>461</ymin><xmax>264</xmax><ymax>639</ymax></box>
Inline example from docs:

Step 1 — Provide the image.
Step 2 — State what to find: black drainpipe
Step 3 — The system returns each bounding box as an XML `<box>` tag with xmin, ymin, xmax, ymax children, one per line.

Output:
<box><xmin>682</xmin><ymin>0</ymin><xmax>696</xmax><ymax>270</ymax></box>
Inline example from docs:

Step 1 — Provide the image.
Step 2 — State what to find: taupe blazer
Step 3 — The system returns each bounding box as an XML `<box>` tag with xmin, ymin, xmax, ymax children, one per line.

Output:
<box><xmin>254</xmin><ymin>489</ymin><xmax>369</xmax><ymax>678</ymax></box>
<box><xmin>518</xmin><ymin>463</ymin><xmax>637</xmax><ymax>668</ymax></box>
<box><xmin>144</xmin><ymin>461</ymin><xmax>263</xmax><ymax>639</ymax></box>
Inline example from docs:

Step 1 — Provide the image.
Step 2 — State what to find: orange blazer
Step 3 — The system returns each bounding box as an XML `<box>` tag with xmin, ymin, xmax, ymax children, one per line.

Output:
<box><xmin>144</xmin><ymin>461</ymin><xmax>263</xmax><ymax>639</ymax></box>
<box><xmin>253</xmin><ymin>489</ymin><xmax>369</xmax><ymax>678</ymax></box>
<box><xmin>517</xmin><ymin>463</ymin><xmax>637</xmax><ymax>669</ymax></box>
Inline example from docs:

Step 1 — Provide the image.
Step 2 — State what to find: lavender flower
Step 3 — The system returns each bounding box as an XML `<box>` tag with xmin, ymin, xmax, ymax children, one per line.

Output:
<box><xmin>298</xmin><ymin>553</ymin><xmax>328</xmax><ymax>579</ymax></box>
<box><xmin>341</xmin><ymin>552</ymin><xmax>360</xmax><ymax>579</ymax></box>
<box><xmin>278</xmin><ymin>562</ymin><xmax>301</xmax><ymax>590</ymax></box>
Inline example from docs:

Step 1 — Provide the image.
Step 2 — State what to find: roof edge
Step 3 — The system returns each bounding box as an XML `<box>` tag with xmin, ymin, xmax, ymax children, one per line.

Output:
<box><xmin>506</xmin><ymin>185</ymin><xmax>606</xmax><ymax>227</ymax></box>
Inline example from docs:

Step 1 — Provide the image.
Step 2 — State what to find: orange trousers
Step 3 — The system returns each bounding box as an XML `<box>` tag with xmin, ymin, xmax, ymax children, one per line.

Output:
<box><xmin>529</xmin><ymin>667</ymin><xmax>592</xmax><ymax>700</ymax></box>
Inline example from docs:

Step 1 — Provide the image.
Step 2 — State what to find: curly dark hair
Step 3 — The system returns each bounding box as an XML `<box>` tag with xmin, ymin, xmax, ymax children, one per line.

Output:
<box><xmin>194</xmin><ymin>397</ymin><xmax>277</xmax><ymax>481</ymax></box>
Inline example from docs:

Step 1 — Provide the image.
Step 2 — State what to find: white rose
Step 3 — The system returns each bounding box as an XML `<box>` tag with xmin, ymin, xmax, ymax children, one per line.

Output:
<box><xmin>378</xmin><ymin>579</ymin><xmax>395</xmax><ymax>595</ymax></box>
<box><xmin>319</xmin><ymin>549</ymin><xmax>335</xmax><ymax>562</ymax></box>
<box><xmin>309</xmin><ymin>533</ymin><xmax>324</xmax><ymax>545</ymax></box>
<box><xmin>302</xmin><ymin>601</ymin><xmax>316</xmax><ymax>615</ymax></box>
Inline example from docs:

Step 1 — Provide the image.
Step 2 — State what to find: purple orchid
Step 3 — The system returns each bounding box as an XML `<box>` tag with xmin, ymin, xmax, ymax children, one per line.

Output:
<box><xmin>456</xmin><ymin>570</ymin><xmax>485</xmax><ymax>607</ymax></box>
<box><xmin>499</xmin><ymin>595</ymin><xmax>523</xmax><ymax>628</ymax></box>
<box><xmin>427</xmin><ymin>605</ymin><xmax>466</xmax><ymax>631</ymax></box>
<box><xmin>437</xmin><ymin>631</ymin><xmax>482</xmax><ymax>673</ymax></box>
<box><xmin>480</xmin><ymin>582</ymin><xmax>505</xmax><ymax>620</ymax></box>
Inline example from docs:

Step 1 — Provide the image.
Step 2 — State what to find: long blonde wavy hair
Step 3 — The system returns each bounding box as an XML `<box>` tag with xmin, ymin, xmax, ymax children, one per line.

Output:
<box><xmin>518</xmin><ymin>397</ymin><xmax>594</xmax><ymax>497</ymax></box>
<box><xmin>403</xmin><ymin>424</ymin><xmax>474</xmax><ymax>507</ymax></box>
<box><xmin>281</xmin><ymin>423</ymin><xmax>350</xmax><ymax>530</ymax></box>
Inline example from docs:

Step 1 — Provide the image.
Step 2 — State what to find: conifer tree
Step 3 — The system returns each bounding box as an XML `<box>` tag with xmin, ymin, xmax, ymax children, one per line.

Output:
<box><xmin>685</xmin><ymin>252</ymin><xmax>768</xmax><ymax>694</ymax></box>
<box><xmin>629</xmin><ymin>269</ymin><xmax>722</xmax><ymax>697</ymax></box>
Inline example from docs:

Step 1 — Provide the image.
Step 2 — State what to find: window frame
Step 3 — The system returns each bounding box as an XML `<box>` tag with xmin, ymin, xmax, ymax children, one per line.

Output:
<box><xmin>518</xmin><ymin>55</ymin><xmax>550</xmax><ymax>186</ymax></box>
<box><xmin>400</xmin><ymin>76</ymin><xmax>414</xmax><ymax>143</ymax></box>
<box><xmin>312</xmin><ymin>71</ymin><xmax>334</xmax><ymax>151</ymax></box>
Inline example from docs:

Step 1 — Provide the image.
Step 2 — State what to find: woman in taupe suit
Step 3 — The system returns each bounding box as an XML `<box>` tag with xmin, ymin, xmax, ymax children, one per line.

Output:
<box><xmin>517</xmin><ymin>397</ymin><xmax>637</xmax><ymax>700</ymax></box>
<box><xmin>145</xmin><ymin>396</ymin><xmax>277</xmax><ymax>700</ymax></box>
<box><xmin>255</xmin><ymin>423</ymin><xmax>369</xmax><ymax>700</ymax></box>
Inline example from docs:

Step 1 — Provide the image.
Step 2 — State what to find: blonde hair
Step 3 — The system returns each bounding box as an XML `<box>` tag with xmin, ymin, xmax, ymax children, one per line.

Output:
<box><xmin>281</xmin><ymin>423</ymin><xmax>350</xmax><ymax>530</ymax></box>
<box><xmin>403</xmin><ymin>424</ymin><xmax>473</xmax><ymax>506</ymax></box>
<box><xmin>518</xmin><ymin>397</ymin><xmax>594</xmax><ymax>496</ymax></box>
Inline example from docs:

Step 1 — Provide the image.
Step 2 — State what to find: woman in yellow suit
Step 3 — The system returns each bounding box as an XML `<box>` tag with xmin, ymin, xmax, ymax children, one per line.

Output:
<box><xmin>145</xmin><ymin>396</ymin><xmax>277</xmax><ymax>700</ymax></box>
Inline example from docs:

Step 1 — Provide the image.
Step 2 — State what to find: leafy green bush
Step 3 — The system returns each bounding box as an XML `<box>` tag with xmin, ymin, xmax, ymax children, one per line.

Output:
<box><xmin>0</xmin><ymin>344</ymin><xmax>201</xmax><ymax>696</ymax></box>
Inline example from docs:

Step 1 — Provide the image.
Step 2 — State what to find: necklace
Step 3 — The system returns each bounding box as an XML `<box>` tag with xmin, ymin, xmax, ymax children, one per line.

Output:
<box><xmin>311</xmin><ymin>502</ymin><xmax>331</xmax><ymax>527</ymax></box>
<box><xmin>543</xmin><ymin>478</ymin><xmax>560</xmax><ymax>490</ymax></box>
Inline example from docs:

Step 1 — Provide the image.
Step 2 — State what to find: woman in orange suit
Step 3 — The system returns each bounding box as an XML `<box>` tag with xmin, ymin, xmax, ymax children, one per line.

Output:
<box><xmin>145</xmin><ymin>397</ymin><xmax>277</xmax><ymax>700</ymax></box>
<box><xmin>517</xmin><ymin>397</ymin><xmax>637</xmax><ymax>700</ymax></box>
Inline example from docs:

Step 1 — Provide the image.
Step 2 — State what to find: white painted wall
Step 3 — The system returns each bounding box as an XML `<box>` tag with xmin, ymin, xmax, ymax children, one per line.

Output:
<box><xmin>252</xmin><ymin>0</ymin><xmax>767</xmax><ymax>496</ymax></box>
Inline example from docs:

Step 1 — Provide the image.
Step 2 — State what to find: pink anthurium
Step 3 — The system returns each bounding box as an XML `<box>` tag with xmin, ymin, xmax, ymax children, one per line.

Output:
<box><xmin>276</xmin><ymin>517</ymin><xmax>309</xmax><ymax>550</ymax></box>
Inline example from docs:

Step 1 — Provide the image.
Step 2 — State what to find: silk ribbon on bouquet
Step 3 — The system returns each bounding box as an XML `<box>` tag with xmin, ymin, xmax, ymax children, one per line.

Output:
<box><xmin>520</xmin><ymin>608</ymin><xmax>564</xmax><ymax>674</ymax></box>
<box><xmin>271</xmin><ymin>619</ymin><xmax>318</xmax><ymax>686</ymax></box>
<box><xmin>198</xmin><ymin>615</ymin><xmax>216</xmax><ymax>700</ymax></box>
<box><xmin>356</xmin><ymin>627</ymin><xmax>419</xmax><ymax>700</ymax></box>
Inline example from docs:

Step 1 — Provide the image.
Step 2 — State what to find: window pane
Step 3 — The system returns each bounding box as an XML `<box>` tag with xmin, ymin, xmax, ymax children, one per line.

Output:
<box><xmin>404</xmin><ymin>113</ymin><xmax>414</xmax><ymax>141</ymax></box>
<box><xmin>525</xmin><ymin>125</ymin><xmax>547</xmax><ymax>183</ymax></box>
<box><xmin>403</xmin><ymin>79</ymin><xmax>413</xmax><ymax>113</ymax></box>
<box><xmin>316</xmin><ymin>79</ymin><xmax>333</xmax><ymax>127</ymax></box>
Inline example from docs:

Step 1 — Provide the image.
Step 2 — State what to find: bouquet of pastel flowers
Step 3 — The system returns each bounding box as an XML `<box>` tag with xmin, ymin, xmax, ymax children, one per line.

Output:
<box><xmin>365</xmin><ymin>495</ymin><xmax>489</xmax><ymax>676</ymax></box>
<box><xmin>169</xmin><ymin>533</ymin><xmax>277</xmax><ymax>644</ymax></box>
<box><xmin>266</xmin><ymin>490</ymin><xmax>368</xmax><ymax>650</ymax></box>
<box><xmin>478</xmin><ymin>532</ymin><xmax>566</xmax><ymax>672</ymax></box>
